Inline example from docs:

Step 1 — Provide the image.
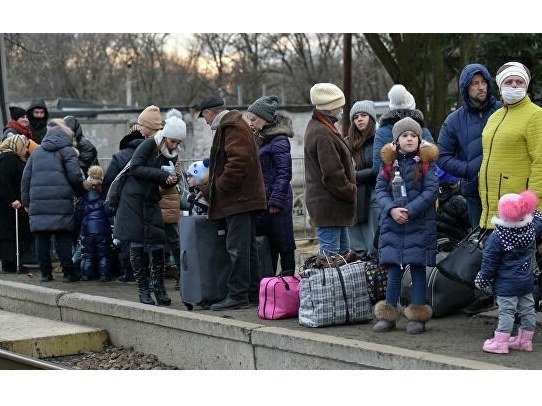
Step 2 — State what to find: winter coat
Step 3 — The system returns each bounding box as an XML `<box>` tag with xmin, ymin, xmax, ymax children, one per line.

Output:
<box><xmin>0</xmin><ymin>151</ymin><xmax>31</xmax><ymax>244</ymax></box>
<box><xmin>476</xmin><ymin>212</ymin><xmax>542</xmax><ymax>297</ymax></box>
<box><xmin>346</xmin><ymin>132</ymin><xmax>376</xmax><ymax>223</ymax></box>
<box><xmin>20</xmin><ymin>126</ymin><xmax>84</xmax><ymax>233</ymax></box>
<box><xmin>436</xmin><ymin>182</ymin><xmax>470</xmax><ymax>246</ymax></box>
<box><xmin>103</xmin><ymin>131</ymin><xmax>145</xmax><ymax>195</ymax></box>
<box><xmin>113</xmin><ymin>137</ymin><xmax>175</xmax><ymax>244</ymax></box>
<box><xmin>63</xmin><ymin>116</ymin><xmax>99</xmax><ymax>177</ymax></box>
<box><xmin>479</xmin><ymin>95</ymin><xmax>542</xmax><ymax>229</ymax></box>
<box><xmin>304</xmin><ymin>110</ymin><xmax>356</xmax><ymax>227</ymax></box>
<box><xmin>75</xmin><ymin>189</ymin><xmax>116</xmax><ymax>236</ymax></box>
<box><xmin>208</xmin><ymin>110</ymin><xmax>267</xmax><ymax>221</ymax></box>
<box><xmin>254</xmin><ymin>114</ymin><xmax>296</xmax><ymax>253</ymax></box>
<box><xmin>375</xmin><ymin>141</ymin><xmax>439</xmax><ymax>267</ymax></box>
<box><xmin>2</xmin><ymin>119</ymin><xmax>34</xmax><ymax>141</ymax></box>
<box><xmin>437</xmin><ymin>64</ymin><xmax>501</xmax><ymax>197</ymax></box>
<box><xmin>159</xmin><ymin>157</ymin><xmax>181</xmax><ymax>224</ymax></box>
<box><xmin>372</xmin><ymin>109</ymin><xmax>434</xmax><ymax>175</ymax></box>
<box><xmin>26</xmin><ymin>98</ymin><xmax>49</xmax><ymax>144</ymax></box>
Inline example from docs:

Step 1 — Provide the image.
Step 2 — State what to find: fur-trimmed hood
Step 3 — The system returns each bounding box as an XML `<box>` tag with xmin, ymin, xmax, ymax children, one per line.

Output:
<box><xmin>380</xmin><ymin>140</ymin><xmax>439</xmax><ymax>166</ymax></box>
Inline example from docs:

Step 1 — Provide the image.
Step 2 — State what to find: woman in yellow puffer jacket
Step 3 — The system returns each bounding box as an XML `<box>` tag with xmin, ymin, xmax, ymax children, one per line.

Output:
<box><xmin>479</xmin><ymin>61</ymin><xmax>542</xmax><ymax>229</ymax></box>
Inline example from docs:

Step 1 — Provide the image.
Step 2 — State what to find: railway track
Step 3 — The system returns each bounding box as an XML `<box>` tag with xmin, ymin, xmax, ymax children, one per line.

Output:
<box><xmin>0</xmin><ymin>348</ymin><xmax>73</xmax><ymax>370</ymax></box>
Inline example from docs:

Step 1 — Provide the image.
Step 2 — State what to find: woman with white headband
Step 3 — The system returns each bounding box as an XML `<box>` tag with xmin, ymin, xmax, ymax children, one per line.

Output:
<box><xmin>478</xmin><ymin>61</ymin><xmax>542</xmax><ymax>230</ymax></box>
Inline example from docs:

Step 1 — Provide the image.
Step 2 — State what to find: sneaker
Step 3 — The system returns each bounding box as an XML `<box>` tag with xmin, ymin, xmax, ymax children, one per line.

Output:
<box><xmin>116</xmin><ymin>274</ymin><xmax>136</xmax><ymax>284</ymax></box>
<box><xmin>462</xmin><ymin>296</ymin><xmax>497</xmax><ymax>314</ymax></box>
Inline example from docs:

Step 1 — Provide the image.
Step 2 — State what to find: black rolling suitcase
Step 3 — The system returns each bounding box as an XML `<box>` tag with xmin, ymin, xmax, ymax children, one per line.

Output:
<box><xmin>256</xmin><ymin>235</ymin><xmax>274</xmax><ymax>278</ymax></box>
<box><xmin>179</xmin><ymin>216</ymin><xmax>231</xmax><ymax>310</ymax></box>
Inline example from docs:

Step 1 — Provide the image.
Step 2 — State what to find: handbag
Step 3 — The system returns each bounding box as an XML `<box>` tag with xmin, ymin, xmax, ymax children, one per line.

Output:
<box><xmin>436</xmin><ymin>227</ymin><xmax>491</xmax><ymax>288</ymax></box>
<box><xmin>298</xmin><ymin>253</ymin><xmax>373</xmax><ymax>327</ymax></box>
<box><xmin>362</xmin><ymin>253</ymin><xmax>388</xmax><ymax>305</ymax></box>
<box><xmin>257</xmin><ymin>272</ymin><xmax>301</xmax><ymax>320</ymax></box>
<box><xmin>105</xmin><ymin>159</ymin><xmax>131</xmax><ymax>207</ymax></box>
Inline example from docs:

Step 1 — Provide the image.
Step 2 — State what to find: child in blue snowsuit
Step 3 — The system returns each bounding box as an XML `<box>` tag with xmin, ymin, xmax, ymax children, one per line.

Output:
<box><xmin>75</xmin><ymin>165</ymin><xmax>117</xmax><ymax>281</ymax></box>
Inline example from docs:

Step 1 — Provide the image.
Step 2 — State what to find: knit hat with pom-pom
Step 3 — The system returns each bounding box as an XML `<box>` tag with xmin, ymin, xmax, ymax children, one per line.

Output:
<box><xmin>388</xmin><ymin>84</ymin><xmax>416</xmax><ymax>110</ymax></box>
<box><xmin>84</xmin><ymin>165</ymin><xmax>104</xmax><ymax>191</ymax></box>
<box><xmin>496</xmin><ymin>190</ymin><xmax>538</xmax><ymax>226</ymax></box>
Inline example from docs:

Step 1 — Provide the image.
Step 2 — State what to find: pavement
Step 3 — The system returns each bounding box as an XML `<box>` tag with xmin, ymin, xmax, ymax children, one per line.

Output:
<box><xmin>1</xmin><ymin>260</ymin><xmax>542</xmax><ymax>370</ymax></box>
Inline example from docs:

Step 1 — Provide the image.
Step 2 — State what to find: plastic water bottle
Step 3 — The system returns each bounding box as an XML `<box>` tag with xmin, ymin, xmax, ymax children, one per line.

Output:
<box><xmin>161</xmin><ymin>161</ymin><xmax>175</xmax><ymax>176</ymax></box>
<box><xmin>392</xmin><ymin>171</ymin><xmax>408</xmax><ymax>207</ymax></box>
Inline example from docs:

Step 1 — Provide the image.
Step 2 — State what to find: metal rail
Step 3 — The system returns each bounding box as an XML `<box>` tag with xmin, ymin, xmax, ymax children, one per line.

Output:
<box><xmin>0</xmin><ymin>348</ymin><xmax>73</xmax><ymax>370</ymax></box>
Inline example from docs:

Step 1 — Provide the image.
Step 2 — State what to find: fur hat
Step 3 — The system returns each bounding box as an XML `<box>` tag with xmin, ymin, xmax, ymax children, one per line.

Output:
<box><xmin>496</xmin><ymin>190</ymin><xmax>538</xmax><ymax>225</ymax></box>
<box><xmin>310</xmin><ymin>83</ymin><xmax>345</xmax><ymax>111</ymax></box>
<box><xmin>388</xmin><ymin>84</ymin><xmax>416</xmax><ymax>110</ymax></box>
<box><xmin>138</xmin><ymin>105</ymin><xmax>163</xmax><ymax>130</ymax></box>
<box><xmin>187</xmin><ymin>158</ymin><xmax>210</xmax><ymax>185</ymax></box>
<box><xmin>84</xmin><ymin>165</ymin><xmax>104</xmax><ymax>191</ymax></box>
<box><xmin>9</xmin><ymin>106</ymin><xmax>27</xmax><ymax>121</ymax></box>
<box><xmin>161</xmin><ymin>116</ymin><xmax>187</xmax><ymax>141</ymax></box>
<box><xmin>248</xmin><ymin>95</ymin><xmax>279</xmax><ymax>122</ymax></box>
<box><xmin>349</xmin><ymin>100</ymin><xmax>376</xmax><ymax>122</ymax></box>
<box><xmin>392</xmin><ymin>117</ymin><xmax>421</xmax><ymax>143</ymax></box>
<box><xmin>496</xmin><ymin>61</ymin><xmax>531</xmax><ymax>89</ymax></box>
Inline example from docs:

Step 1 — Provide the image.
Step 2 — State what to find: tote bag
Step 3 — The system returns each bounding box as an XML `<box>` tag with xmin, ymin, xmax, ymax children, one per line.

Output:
<box><xmin>105</xmin><ymin>160</ymin><xmax>131</xmax><ymax>207</ymax></box>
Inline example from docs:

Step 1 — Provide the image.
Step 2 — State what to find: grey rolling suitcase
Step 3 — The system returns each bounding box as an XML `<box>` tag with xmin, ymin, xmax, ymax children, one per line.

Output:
<box><xmin>179</xmin><ymin>216</ymin><xmax>231</xmax><ymax>310</ymax></box>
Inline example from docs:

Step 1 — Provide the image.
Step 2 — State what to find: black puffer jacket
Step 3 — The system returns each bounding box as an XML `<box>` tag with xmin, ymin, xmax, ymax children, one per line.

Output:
<box><xmin>436</xmin><ymin>182</ymin><xmax>471</xmax><ymax>250</ymax></box>
<box><xmin>63</xmin><ymin>116</ymin><xmax>99</xmax><ymax>177</ymax></box>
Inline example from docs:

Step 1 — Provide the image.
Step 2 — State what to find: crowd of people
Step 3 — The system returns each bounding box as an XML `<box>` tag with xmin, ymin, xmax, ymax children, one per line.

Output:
<box><xmin>2</xmin><ymin>59</ymin><xmax>542</xmax><ymax>354</ymax></box>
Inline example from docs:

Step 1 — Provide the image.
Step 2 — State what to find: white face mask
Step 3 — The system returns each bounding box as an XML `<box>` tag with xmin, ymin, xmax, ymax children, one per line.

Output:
<box><xmin>334</xmin><ymin>109</ymin><xmax>343</xmax><ymax>121</ymax></box>
<box><xmin>501</xmin><ymin>87</ymin><xmax>526</xmax><ymax>105</ymax></box>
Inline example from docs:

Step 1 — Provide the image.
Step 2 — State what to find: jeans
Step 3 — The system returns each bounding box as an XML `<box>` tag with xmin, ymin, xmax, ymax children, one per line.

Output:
<box><xmin>224</xmin><ymin>210</ymin><xmax>259</xmax><ymax>302</ymax></box>
<box><xmin>465</xmin><ymin>195</ymin><xmax>482</xmax><ymax>230</ymax></box>
<box><xmin>316</xmin><ymin>226</ymin><xmax>350</xmax><ymax>256</ymax></box>
<box><xmin>35</xmin><ymin>230</ymin><xmax>74</xmax><ymax>276</ymax></box>
<box><xmin>386</xmin><ymin>264</ymin><xmax>426</xmax><ymax>306</ymax></box>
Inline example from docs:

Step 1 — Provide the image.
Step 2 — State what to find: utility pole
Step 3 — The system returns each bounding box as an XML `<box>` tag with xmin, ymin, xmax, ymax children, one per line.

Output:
<box><xmin>0</xmin><ymin>34</ymin><xmax>8</xmax><ymax>128</ymax></box>
<box><xmin>342</xmin><ymin>33</ymin><xmax>352</xmax><ymax>134</ymax></box>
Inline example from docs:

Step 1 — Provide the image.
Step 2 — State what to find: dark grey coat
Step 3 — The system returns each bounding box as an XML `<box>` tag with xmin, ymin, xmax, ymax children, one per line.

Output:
<box><xmin>20</xmin><ymin>126</ymin><xmax>84</xmax><ymax>232</ymax></box>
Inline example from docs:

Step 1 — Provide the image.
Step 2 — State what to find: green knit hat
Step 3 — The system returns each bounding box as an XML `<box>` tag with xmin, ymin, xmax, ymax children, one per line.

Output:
<box><xmin>248</xmin><ymin>95</ymin><xmax>279</xmax><ymax>122</ymax></box>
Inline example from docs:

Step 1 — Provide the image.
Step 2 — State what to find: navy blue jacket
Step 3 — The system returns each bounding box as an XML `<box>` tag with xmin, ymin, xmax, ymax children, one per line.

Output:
<box><xmin>437</xmin><ymin>63</ymin><xmax>501</xmax><ymax>197</ymax></box>
<box><xmin>75</xmin><ymin>189</ymin><xmax>116</xmax><ymax>236</ymax></box>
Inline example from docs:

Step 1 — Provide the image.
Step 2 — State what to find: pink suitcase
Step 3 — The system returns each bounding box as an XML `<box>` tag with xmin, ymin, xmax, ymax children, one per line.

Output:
<box><xmin>258</xmin><ymin>274</ymin><xmax>301</xmax><ymax>320</ymax></box>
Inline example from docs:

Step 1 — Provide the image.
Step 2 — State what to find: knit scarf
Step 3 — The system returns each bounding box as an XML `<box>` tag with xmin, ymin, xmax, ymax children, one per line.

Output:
<box><xmin>5</xmin><ymin>120</ymin><xmax>34</xmax><ymax>140</ymax></box>
<box><xmin>314</xmin><ymin>109</ymin><xmax>342</xmax><ymax>138</ymax></box>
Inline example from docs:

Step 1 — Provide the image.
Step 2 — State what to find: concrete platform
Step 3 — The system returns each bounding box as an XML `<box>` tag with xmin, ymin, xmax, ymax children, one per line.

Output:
<box><xmin>0</xmin><ymin>310</ymin><xmax>108</xmax><ymax>359</ymax></box>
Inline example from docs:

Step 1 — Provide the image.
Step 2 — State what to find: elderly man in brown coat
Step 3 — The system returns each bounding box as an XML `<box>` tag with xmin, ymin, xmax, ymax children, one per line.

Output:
<box><xmin>304</xmin><ymin>83</ymin><xmax>357</xmax><ymax>256</ymax></box>
<box><xmin>198</xmin><ymin>95</ymin><xmax>267</xmax><ymax>311</ymax></box>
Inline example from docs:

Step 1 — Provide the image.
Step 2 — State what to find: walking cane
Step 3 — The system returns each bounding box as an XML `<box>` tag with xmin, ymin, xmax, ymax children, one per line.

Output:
<box><xmin>15</xmin><ymin>207</ymin><xmax>20</xmax><ymax>274</ymax></box>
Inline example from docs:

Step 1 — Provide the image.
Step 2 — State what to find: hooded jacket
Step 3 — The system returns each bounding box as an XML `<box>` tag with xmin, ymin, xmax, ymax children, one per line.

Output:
<box><xmin>375</xmin><ymin>141</ymin><xmax>439</xmax><ymax>267</ymax></box>
<box><xmin>21</xmin><ymin>126</ymin><xmax>84</xmax><ymax>233</ymax></box>
<box><xmin>437</xmin><ymin>63</ymin><xmax>501</xmax><ymax>197</ymax></box>
<box><xmin>26</xmin><ymin>98</ymin><xmax>49</xmax><ymax>144</ymax></box>
<box><xmin>63</xmin><ymin>116</ymin><xmax>99</xmax><ymax>177</ymax></box>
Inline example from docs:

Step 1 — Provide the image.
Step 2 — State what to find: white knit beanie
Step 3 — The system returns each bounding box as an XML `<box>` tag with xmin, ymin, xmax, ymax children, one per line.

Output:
<box><xmin>388</xmin><ymin>84</ymin><xmax>416</xmax><ymax>110</ymax></box>
<box><xmin>310</xmin><ymin>83</ymin><xmax>345</xmax><ymax>110</ymax></box>
<box><xmin>162</xmin><ymin>116</ymin><xmax>187</xmax><ymax>141</ymax></box>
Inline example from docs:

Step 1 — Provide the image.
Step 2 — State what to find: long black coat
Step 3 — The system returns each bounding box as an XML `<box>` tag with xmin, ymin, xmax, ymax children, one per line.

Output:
<box><xmin>0</xmin><ymin>151</ymin><xmax>32</xmax><ymax>260</ymax></box>
<box><xmin>113</xmin><ymin>138</ymin><xmax>175</xmax><ymax>245</ymax></box>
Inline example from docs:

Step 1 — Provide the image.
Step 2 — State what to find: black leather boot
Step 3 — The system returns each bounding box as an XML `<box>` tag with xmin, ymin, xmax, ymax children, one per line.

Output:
<box><xmin>150</xmin><ymin>249</ymin><xmax>171</xmax><ymax>306</ymax></box>
<box><xmin>130</xmin><ymin>246</ymin><xmax>155</xmax><ymax>305</ymax></box>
